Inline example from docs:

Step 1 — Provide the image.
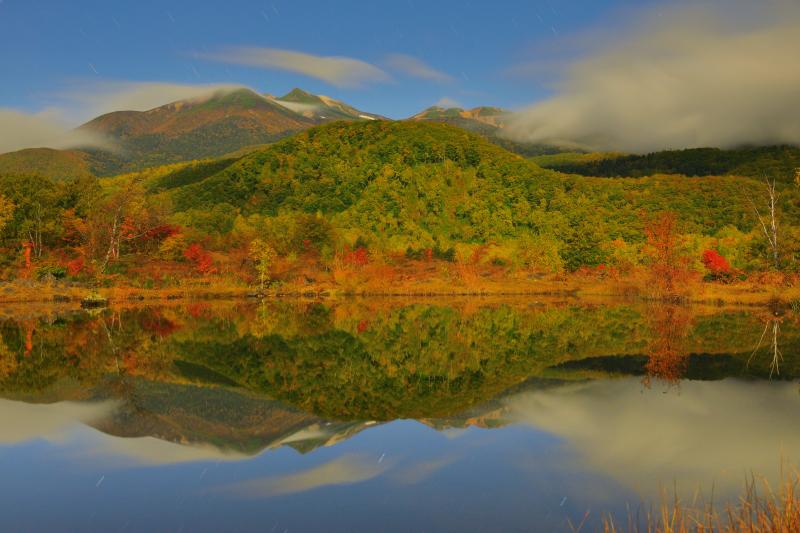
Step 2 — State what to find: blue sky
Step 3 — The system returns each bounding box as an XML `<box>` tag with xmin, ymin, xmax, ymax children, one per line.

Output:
<box><xmin>2</xmin><ymin>0</ymin><xmax>797</xmax><ymax>153</ymax></box>
<box><xmin>0</xmin><ymin>0</ymin><xmax>661</xmax><ymax>121</ymax></box>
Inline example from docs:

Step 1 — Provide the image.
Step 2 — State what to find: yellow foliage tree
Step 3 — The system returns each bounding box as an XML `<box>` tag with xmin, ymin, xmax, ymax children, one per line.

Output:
<box><xmin>0</xmin><ymin>193</ymin><xmax>15</xmax><ymax>235</ymax></box>
<box><xmin>250</xmin><ymin>238</ymin><xmax>277</xmax><ymax>288</ymax></box>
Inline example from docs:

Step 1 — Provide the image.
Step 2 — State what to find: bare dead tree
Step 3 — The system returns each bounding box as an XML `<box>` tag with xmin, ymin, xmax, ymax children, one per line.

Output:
<box><xmin>747</xmin><ymin>177</ymin><xmax>780</xmax><ymax>270</ymax></box>
<box><xmin>769</xmin><ymin>320</ymin><xmax>782</xmax><ymax>378</ymax></box>
<box><xmin>747</xmin><ymin>316</ymin><xmax>783</xmax><ymax>378</ymax></box>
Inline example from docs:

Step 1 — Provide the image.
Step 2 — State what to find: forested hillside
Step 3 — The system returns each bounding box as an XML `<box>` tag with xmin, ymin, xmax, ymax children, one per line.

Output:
<box><xmin>0</xmin><ymin>120</ymin><xmax>798</xmax><ymax>296</ymax></box>
<box><xmin>536</xmin><ymin>146</ymin><xmax>800</xmax><ymax>182</ymax></box>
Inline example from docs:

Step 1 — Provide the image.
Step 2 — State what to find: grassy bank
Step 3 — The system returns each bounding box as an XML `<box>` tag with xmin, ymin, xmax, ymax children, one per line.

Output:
<box><xmin>603</xmin><ymin>470</ymin><xmax>800</xmax><ymax>533</ymax></box>
<box><xmin>1</xmin><ymin>271</ymin><xmax>798</xmax><ymax>308</ymax></box>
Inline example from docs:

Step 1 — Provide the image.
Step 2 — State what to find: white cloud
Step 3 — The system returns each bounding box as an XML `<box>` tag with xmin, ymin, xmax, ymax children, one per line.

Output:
<box><xmin>61</xmin><ymin>81</ymin><xmax>247</xmax><ymax>118</ymax></box>
<box><xmin>202</xmin><ymin>47</ymin><xmax>390</xmax><ymax>88</ymax></box>
<box><xmin>270</xmin><ymin>99</ymin><xmax>320</xmax><ymax>114</ymax></box>
<box><xmin>505</xmin><ymin>1</ymin><xmax>800</xmax><ymax>152</ymax></box>
<box><xmin>434</xmin><ymin>97</ymin><xmax>461</xmax><ymax>109</ymax></box>
<box><xmin>0</xmin><ymin>108</ymin><xmax>113</xmax><ymax>153</ymax></box>
<box><xmin>386</xmin><ymin>54</ymin><xmax>453</xmax><ymax>83</ymax></box>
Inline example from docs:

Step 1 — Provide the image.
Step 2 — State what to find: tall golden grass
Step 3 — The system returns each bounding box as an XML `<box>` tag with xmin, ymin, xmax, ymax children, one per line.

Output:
<box><xmin>602</xmin><ymin>470</ymin><xmax>799</xmax><ymax>533</ymax></box>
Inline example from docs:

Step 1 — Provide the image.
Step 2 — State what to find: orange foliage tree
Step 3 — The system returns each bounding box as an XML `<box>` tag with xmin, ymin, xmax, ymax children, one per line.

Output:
<box><xmin>643</xmin><ymin>212</ymin><xmax>692</xmax><ymax>300</ymax></box>
<box><xmin>643</xmin><ymin>303</ymin><xmax>693</xmax><ymax>386</ymax></box>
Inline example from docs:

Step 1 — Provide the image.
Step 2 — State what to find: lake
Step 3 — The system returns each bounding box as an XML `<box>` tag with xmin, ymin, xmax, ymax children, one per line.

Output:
<box><xmin>0</xmin><ymin>299</ymin><xmax>797</xmax><ymax>531</ymax></box>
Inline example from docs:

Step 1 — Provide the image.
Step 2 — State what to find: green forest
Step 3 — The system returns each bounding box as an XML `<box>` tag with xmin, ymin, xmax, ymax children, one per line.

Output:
<box><xmin>1</xmin><ymin>120</ymin><xmax>799</xmax><ymax>299</ymax></box>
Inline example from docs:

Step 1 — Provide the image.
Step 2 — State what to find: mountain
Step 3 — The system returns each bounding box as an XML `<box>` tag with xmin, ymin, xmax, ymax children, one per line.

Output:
<box><xmin>36</xmin><ymin>87</ymin><xmax>384</xmax><ymax>176</ymax></box>
<box><xmin>77</xmin><ymin>88</ymin><xmax>316</xmax><ymax>175</ymax></box>
<box><xmin>411</xmin><ymin>105</ymin><xmax>563</xmax><ymax>157</ymax></box>
<box><xmin>411</xmin><ymin>105</ymin><xmax>510</xmax><ymax>134</ymax></box>
<box><xmin>163</xmin><ymin>120</ymin><xmax>556</xmax><ymax>218</ymax></box>
<box><xmin>0</xmin><ymin>93</ymin><xmax>547</xmax><ymax>180</ymax></box>
<box><xmin>268</xmin><ymin>87</ymin><xmax>384</xmax><ymax>122</ymax></box>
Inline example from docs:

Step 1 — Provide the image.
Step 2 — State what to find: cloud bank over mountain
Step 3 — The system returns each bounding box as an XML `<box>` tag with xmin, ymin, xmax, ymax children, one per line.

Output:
<box><xmin>505</xmin><ymin>2</ymin><xmax>800</xmax><ymax>152</ymax></box>
<box><xmin>0</xmin><ymin>82</ymin><xmax>248</xmax><ymax>153</ymax></box>
<box><xmin>0</xmin><ymin>108</ymin><xmax>111</xmax><ymax>153</ymax></box>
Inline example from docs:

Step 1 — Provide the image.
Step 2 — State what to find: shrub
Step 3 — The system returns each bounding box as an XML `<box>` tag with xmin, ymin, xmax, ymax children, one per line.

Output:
<box><xmin>183</xmin><ymin>243</ymin><xmax>217</xmax><ymax>274</ymax></box>
<box><xmin>702</xmin><ymin>249</ymin><xmax>733</xmax><ymax>281</ymax></box>
<box><xmin>35</xmin><ymin>265</ymin><xmax>67</xmax><ymax>281</ymax></box>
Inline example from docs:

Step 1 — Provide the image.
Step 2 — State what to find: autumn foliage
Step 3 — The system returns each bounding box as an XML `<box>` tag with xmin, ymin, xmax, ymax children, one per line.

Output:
<box><xmin>644</xmin><ymin>212</ymin><xmax>692</xmax><ymax>300</ymax></box>
<box><xmin>183</xmin><ymin>243</ymin><xmax>217</xmax><ymax>274</ymax></box>
<box><xmin>341</xmin><ymin>246</ymin><xmax>369</xmax><ymax>267</ymax></box>
<box><xmin>702</xmin><ymin>249</ymin><xmax>732</xmax><ymax>281</ymax></box>
<box><xmin>65</xmin><ymin>256</ymin><xmax>85</xmax><ymax>277</ymax></box>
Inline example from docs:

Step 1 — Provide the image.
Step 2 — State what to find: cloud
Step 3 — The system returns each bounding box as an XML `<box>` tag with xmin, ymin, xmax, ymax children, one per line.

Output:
<box><xmin>0</xmin><ymin>108</ymin><xmax>113</xmax><ymax>153</ymax></box>
<box><xmin>61</xmin><ymin>81</ymin><xmax>247</xmax><ymax>118</ymax></box>
<box><xmin>386</xmin><ymin>54</ymin><xmax>453</xmax><ymax>83</ymax></box>
<box><xmin>202</xmin><ymin>47</ymin><xmax>390</xmax><ymax>88</ymax></box>
<box><xmin>434</xmin><ymin>97</ymin><xmax>461</xmax><ymax>108</ymax></box>
<box><xmin>504</xmin><ymin>1</ymin><xmax>800</xmax><ymax>152</ymax></box>
<box><xmin>270</xmin><ymin>99</ymin><xmax>320</xmax><ymax>114</ymax></box>
<box><xmin>504</xmin><ymin>378</ymin><xmax>800</xmax><ymax>499</ymax></box>
<box><xmin>217</xmin><ymin>454</ymin><xmax>391</xmax><ymax>498</ymax></box>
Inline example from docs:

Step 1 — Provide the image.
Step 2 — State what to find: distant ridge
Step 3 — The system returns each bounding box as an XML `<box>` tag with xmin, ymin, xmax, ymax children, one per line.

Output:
<box><xmin>411</xmin><ymin>105</ymin><xmax>563</xmax><ymax>157</ymax></box>
<box><xmin>269</xmin><ymin>87</ymin><xmax>384</xmax><ymax>122</ymax></box>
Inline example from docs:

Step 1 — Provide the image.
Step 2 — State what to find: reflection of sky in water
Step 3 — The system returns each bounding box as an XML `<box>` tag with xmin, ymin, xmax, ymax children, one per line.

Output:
<box><xmin>0</xmin><ymin>405</ymin><xmax>626</xmax><ymax>532</ymax></box>
<box><xmin>504</xmin><ymin>378</ymin><xmax>800</xmax><ymax>500</ymax></box>
<box><xmin>2</xmin><ymin>376</ymin><xmax>798</xmax><ymax>531</ymax></box>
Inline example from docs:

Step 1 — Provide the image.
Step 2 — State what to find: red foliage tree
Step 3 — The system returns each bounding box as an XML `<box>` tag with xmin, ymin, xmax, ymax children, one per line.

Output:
<box><xmin>342</xmin><ymin>246</ymin><xmax>369</xmax><ymax>267</ymax></box>
<box><xmin>702</xmin><ymin>249</ymin><xmax>732</xmax><ymax>278</ymax></box>
<box><xmin>142</xmin><ymin>224</ymin><xmax>181</xmax><ymax>241</ymax></box>
<box><xmin>66</xmin><ymin>256</ymin><xmax>85</xmax><ymax>276</ymax></box>
<box><xmin>183</xmin><ymin>243</ymin><xmax>217</xmax><ymax>274</ymax></box>
<box><xmin>22</xmin><ymin>241</ymin><xmax>33</xmax><ymax>270</ymax></box>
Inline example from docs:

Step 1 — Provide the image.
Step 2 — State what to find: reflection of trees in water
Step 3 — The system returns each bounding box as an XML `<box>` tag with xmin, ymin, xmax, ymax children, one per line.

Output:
<box><xmin>748</xmin><ymin>310</ymin><xmax>784</xmax><ymax>378</ymax></box>
<box><xmin>643</xmin><ymin>303</ymin><xmax>693</xmax><ymax>386</ymax></box>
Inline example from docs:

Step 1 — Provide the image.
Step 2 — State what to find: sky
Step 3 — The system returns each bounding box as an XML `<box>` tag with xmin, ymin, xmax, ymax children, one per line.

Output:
<box><xmin>1</xmin><ymin>0</ymin><xmax>799</xmax><ymax>153</ymax></box>
<box><xmin>0</xmin><ymin>0</ymin><xmax>659</xmax><ymax>120</ymax></box>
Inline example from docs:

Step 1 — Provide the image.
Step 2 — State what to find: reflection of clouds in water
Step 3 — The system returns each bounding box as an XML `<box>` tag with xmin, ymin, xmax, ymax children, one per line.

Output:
<box><xmin>391</xmin><ymin>455</ymin><xmax>459</xmax><ymax>485</ymax></box>
<box><xmin>438</xmin><ymin>427</ymin><xmax>470</xmax><ymax>440</ymax></box>
<box><xmin>0</xmin><ymin>399</ymin><xmax>118</xmax><ymax>444</ymax></box>
<box><xmin>217</xmin><ymin>454</ymin><xmax>391</xmax><ymax>498</ymax></box>
<box><xmin>0</xmin><ymin>398</ymin><xmax>249</xmax><ymax>465</ymax></box>
<box><xmin>503</xmin><ymin>378</ymin><xmax>800</xmax><ymax>497</ymax></box>
<box><xmin>77</xmin><ymin>436</ymin><xmax>249</xmax><ymax>466</ymax></box>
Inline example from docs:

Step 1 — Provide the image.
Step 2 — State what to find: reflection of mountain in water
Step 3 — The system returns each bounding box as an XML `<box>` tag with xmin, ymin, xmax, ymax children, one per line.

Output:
<box><xmin>0</xmin><ymin>301</ymin><xmax>797</xmax><ymax>460</ymax></box>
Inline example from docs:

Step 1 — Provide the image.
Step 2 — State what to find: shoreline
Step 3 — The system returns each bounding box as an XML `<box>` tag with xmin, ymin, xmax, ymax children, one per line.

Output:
<box><xmin>1</xmin><ymin>277</ymin><xmax>796</xmax><ymax>309</ymax></box>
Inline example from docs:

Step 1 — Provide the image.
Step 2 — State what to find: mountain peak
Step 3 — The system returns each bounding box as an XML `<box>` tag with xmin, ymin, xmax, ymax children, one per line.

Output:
<box><xmin>279</xmin><ymin>88</ymin><xmax>322</xmax><ymax>104</ymax></box>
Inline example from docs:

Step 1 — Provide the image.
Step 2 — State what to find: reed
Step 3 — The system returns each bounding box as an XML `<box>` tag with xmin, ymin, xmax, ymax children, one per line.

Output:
<box><xmin>602</xmin><ymin>471</ymin><xmax>800</xmax><ymax>532</ymax></box>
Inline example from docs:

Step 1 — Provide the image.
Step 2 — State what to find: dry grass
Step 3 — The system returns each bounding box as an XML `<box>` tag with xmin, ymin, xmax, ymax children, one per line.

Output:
<box><xmin>0</xmin><ymin>261</ymin><xmax>798</xmax><ymax>307</ymax></box>
<box><xmin>602</xmin><ymin>470</ymin><xmax>800</xmax><ymax>533</ymax></box>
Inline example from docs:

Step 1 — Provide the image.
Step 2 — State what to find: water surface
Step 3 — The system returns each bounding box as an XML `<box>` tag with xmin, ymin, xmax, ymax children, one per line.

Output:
<box><xmin>0</xmin><ymin>300</ymin><xmax>797</xmax><ymax>531</ymax></box>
